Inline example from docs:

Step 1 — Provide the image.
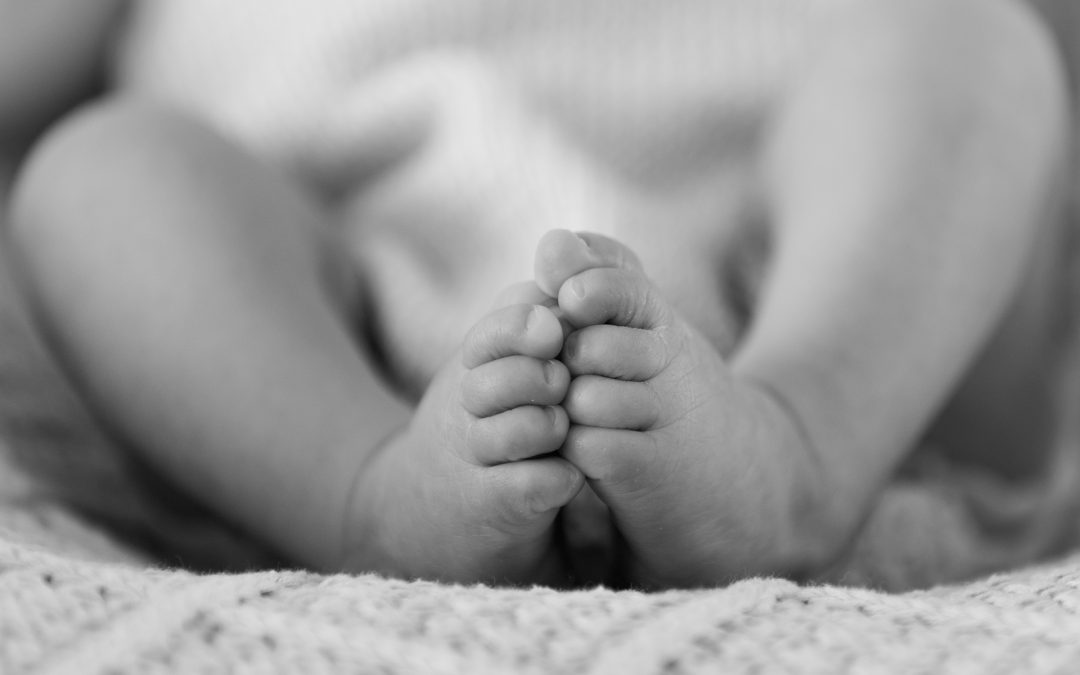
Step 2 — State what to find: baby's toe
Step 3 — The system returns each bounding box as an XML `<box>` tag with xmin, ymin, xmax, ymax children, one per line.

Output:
<box><xmin>534</xmin><ymin>229</ymin><xmax>642</xmax><ymax>297</ymax></box>
<box><xmin>467</xmin><ymin>405</ymin><xmax>569</xmax><ymax>465</ymax></box>
<box><xmin>484</xmin><ymin>456</ymin><xmax>584</xmax><ymax>528</ymax></box>
<box><xmin>462</xmin><ymin>356</ymin><xmax>569</xmax><ymax>417</ymax></box>
<box><xmin>560</xmin><ymin>427</ymin><xmax>659</xmax><ymax>493</ymax></box>
<box><xmin>462</xmin><ymin>303</ymin><xmax>563</xmax><ymax>369</ymax></box>
<box><xmin>558</xmin><ymin>267</ymin><xmax>672</xmax><ymax>330</ymax></box>
<box><xmin>564</xmin><ymin>375</ymin><xmax>660</xmax><ymax>431</ymax></box>
<box><xmin>563</xmin><ymin>324</ymin><xmax>669</xmax><ymax>380</ymax></box>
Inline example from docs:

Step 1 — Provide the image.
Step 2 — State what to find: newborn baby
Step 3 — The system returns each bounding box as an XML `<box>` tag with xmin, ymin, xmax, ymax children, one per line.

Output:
<box><xmin>4</xmin><ymin>0</ymin><xmax>1076</xmax><ymax>588</ymax></box>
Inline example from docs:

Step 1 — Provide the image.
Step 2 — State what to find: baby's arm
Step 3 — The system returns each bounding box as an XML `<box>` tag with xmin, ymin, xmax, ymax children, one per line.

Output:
<box><xmin>0</xmin><ymin>0</ymin><xmax>125</xmax><ymax>151</ymax></box>
<box><xmin>736</xmin><ymin>0</ymin><xmax>1068</xmax><ymax>562</ymax></box>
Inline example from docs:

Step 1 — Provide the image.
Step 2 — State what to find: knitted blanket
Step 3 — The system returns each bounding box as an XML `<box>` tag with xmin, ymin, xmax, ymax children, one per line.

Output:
<box><xmin>6</xmin><ymin>490</ymin><xmax>1080</xmax><ymax>673</ymax></box>
<box><xmin>4</xmin><ymin>505</ymin><xmax>1080</xmax><ymax>674</ymax></box>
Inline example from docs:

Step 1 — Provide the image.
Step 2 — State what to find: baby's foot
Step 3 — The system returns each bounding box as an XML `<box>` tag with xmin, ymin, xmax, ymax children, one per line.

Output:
<box><xmin>342</xmin><ymin>287</ymin><xmax>583</xmax><ymax>585</ymax></box>
<box><xmin>535</xmin><ymin>230</ymin><xmax>817</xmax><ymax>588</ymax></box>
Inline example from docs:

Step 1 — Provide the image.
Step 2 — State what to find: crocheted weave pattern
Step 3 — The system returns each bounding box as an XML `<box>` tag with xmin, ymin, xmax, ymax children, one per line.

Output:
<box><xmin>4</xmin><ymin>500</ymin><xmax>1080</xmax><ymax>674</ymax></box>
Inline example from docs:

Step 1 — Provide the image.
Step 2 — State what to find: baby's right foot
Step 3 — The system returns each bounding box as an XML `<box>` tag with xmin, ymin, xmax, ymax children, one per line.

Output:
<box><xmin>341</xmin><ymin>289</ymin><xmax>584</xmax><ymax>586</ymax></box>
<box><xmin>536</xmin><ymin>230</ymin><xmax>821</xmax><ymax>588</ymax></box>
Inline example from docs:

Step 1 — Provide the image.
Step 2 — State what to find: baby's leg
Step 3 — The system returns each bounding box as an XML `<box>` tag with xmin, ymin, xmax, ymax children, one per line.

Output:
<box><xmin>536</xmin><ymin>231</ymin><xmax>813</xmax><ymax>588</ymax></box>
<box><xmin>7</xmin><ymin>100</ymin><xmax>406</xmax><ymax>570</ymax></box>
<box><xmin>541</xmin><ymin>0</ymin><xmax>1068</xmax><ymax>589</ymax></box>
<box><xmin>7</xmin><ymin>100</ymin><xmax>581</xmax><ymax>583</ymax></box>
<box><xmin>737</xmin><ymin>0</ymin><xmax>1067</xmax><ymax>555</ymax></box>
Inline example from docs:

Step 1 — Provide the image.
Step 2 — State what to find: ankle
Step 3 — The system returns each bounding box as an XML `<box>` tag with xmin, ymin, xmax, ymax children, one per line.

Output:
<box><xmin>333</xmin><ymin>426</ymin><xmax>407</xmax><ymax>574</ymax></box>
<box><xmin>744</xmin><ymin>382</ymin><xmax>854</xmax><ymax>580</ymax></box>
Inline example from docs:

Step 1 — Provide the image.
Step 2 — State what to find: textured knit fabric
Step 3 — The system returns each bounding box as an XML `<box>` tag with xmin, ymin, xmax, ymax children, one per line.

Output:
<box><xmin>4</xmin><ymin>501</ymin><xmax>1080</xmax><ymax>674</ymax></box>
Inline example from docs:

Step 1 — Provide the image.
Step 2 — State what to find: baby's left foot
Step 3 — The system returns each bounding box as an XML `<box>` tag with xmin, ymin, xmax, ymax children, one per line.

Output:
<box><xmin>341</xmin><ymin>287</ymin><xmax>584</xmax><ymax>586</ymax></box>
<box><xmin>536</xmin><ymin>230</ymin><xmax>819</xmax><ymax>588</ymax></box>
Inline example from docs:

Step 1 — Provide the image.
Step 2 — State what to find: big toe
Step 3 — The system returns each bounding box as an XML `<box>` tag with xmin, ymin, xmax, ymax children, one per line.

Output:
<box><xmin>462</xmin><ymin>303</ymin><xmax>564</xmax><ymax>369</ymax></box>
<box><xmin>558</xmin><ymin>265</ymin><xmax>673</xmax><ymax>331</ymax></box>
<box><xmin>534</xmin><ymin>229</ymin><xmax>643</xmax><ymax>297</ymax></box>
<box><xmin>486</xmin><ymin>456</ymin><xmax>585</xmax><ymax>528</ymax></box>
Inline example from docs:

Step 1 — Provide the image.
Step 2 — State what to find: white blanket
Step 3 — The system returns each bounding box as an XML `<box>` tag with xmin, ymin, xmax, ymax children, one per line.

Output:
<box><xmin>4</xmin><ymin>499</ymin><xmax>1080</xmax><ymax>673</ymax></box>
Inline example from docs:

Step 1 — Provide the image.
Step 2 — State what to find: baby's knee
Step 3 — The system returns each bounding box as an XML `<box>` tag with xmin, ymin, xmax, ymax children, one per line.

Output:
<box><xmin>832</xmin><ymin>0</ymin><xmax>1066</xmax><ymax>124</ymax></box>
<box><xmin>940</xmin><ymin>0</ymin><xmax>1066</xmax><ymax>126</ymax></box>
<box><xmin>9</xmin><ymin>99</ymin><xmax>211</xmax><ymax>270</ymax></box>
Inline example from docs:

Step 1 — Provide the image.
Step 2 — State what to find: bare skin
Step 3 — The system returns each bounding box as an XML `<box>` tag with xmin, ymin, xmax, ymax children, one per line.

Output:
<box><xmin>536</xmin><ymin>215</ymin><xmax>1068</xmax><ymax>589</ymax></box>
<box><xmin>343</xmin><ymin>293</ymin><xmax>586</xmax><ymax>585</ymax></box>
<box><xmin>3</xmin><ymin>0</ymin><xmax>1072</xmax><ymax>589</ymax></box>
<box><xmin>534</xmin><ymin>230</ymin><xmax>811</xmax><ymax>586</ymax></box>
<box><xmin>6</xmin><ymin>102</ymin><xmax>588</xmax><ymax>584</ymax></box>
<box><xmin>534</xmin><ymin>1</ymin><xmax>1071</xmax><ymax>588</ymax></box>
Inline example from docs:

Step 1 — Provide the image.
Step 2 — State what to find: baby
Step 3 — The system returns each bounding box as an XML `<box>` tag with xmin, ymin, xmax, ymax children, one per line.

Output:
<box><xmin>2</xmin><ymin>0</ymin><xmax>1075</xmax><ymax>588</ymax></box>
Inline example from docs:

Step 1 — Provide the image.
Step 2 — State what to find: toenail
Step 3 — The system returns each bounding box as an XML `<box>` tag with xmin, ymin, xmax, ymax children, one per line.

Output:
<box><xmin>544</xmin><ymin>405</ymin><xmax>560</xmax><ymax>425</ymax></box>
<box><xmin>565</xmin><ymin>463</ymin><xmax>581</xmax><ymax>490</ymax></box>
<box><xmin>543</xmin><ymin>360</ymin><xmax>559</xmax><ymax>385</ymax></box>
<box><xmin>525</xmin><ymin>305</ymin><xmax>544</xmax><ymax>333</ymax></box>
<box><xmin>569</xmin><ymin>277</ymin><xmax>586</xmax><ymax>300</ymax></box>
<box><xmin>562</xmin><ymin>333</ymin><xmax>579</xmax><ymax>361</ymax></box>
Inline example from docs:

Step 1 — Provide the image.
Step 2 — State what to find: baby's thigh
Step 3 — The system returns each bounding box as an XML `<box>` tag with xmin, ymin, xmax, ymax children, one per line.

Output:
<box><xmin>924</xmin><ymin>216</ymin><xmax>1074</xmax><ymax>479</ymax></box>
